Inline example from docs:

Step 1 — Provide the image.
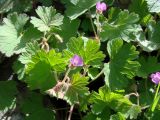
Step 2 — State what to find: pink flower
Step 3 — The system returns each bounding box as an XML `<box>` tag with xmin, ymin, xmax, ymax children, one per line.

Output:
<box><xmin>70</xmin><ymin>55</ymin><xmax>83</xmax><ymax>67</ymax></box>
<box><xmin>150</xmin><ymin>72</ymin><xmax>160</xmax><ymax>84</ymax></box>
<box><xmin>96</xmin><ymin>2</ymin><xmax>107</xmax><ymax>13</ymax></box>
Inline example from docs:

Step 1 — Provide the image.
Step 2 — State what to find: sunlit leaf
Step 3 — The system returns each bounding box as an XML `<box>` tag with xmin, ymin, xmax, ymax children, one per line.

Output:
<box><xmin>31</xmin><ymin>6</ymin><xmax>64</xmax><ymax>32</ymax></box>
<box><xmin>136</xmin><ymin>21</ymin><xmax>160</xmax><ymax>52</ymax></box>
<box><xmin>65</xmin><ymin>37</ymin><xmax>105</xmax><ymax>67</ymax></box>
<box><xmin>145</xmin><ymin>0</ymin><xmax>160</xmax><ymax>13</ymax></box>
<box><xmin>90</xmin><ymin>86</ymin><xmax>141</xmax><ymax>119</ymax></box>
<box><xmin>100</xmin><ymin>10</ymin><xmax>139</xmax><ymax>42</ymax></box>
<box><xmin>64</xmin><ymin>73</ymin><xmax>89</xmax><ymax>105</ymax></box>
<box><xmin>65</xmin><ymin>0</ymin><xmax>101</xmax><ymax>20</ymax></box>
<box><xmin>26</xmin><ymin>50</ymin><xmax>67</xmax><ymax>90</ymax></box>
<box><xmin>0</xmin><ymin>13</ymin><xmax>29</xmax><ymax>57</ymax></box>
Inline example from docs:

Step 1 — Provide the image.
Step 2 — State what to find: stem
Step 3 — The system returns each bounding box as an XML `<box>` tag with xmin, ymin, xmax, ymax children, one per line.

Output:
<box><xmin>62</xmin><ymin>67</ymin><xmax>71</xmax><ymax>83</ymax></box>
<box><xmin>136</xmin><ymin>92</ymin><xmax>140</xmax><ymax>106</ymax></box>
<box><xmin>96</xmin><ymin>13</ymin><xmax>100</xmax><ymax>36</ymax></box>
<box><xmin>141</xmin><ymin>105</ymin><xmax>150</xmax><ymax>110</ymax></box>
<box><xmin>0</xmin><ymin>13</ymin><xmax>3</xmax><ymax>22</ymax></box>
<box><xmin>153</xmin><ymin>83</ymin><xmax>160</xmax><ymax>101</ymax></box>
<box><xmin>47</xmin><ymin>34</ymin><xmax>52</xmax><ymax>40</ymax></box>
<box><xmin>89</xmin><ymin>69</ymin><xmax>104</xmax><ymax>84</ymax></box>
<box><xmin>88</xmin><ymin>10</ymin><xmax>98</xmax><ymax>39</ymax></box>
<box><xmin>125</xmin><ymin>92</ymin><xmax>139</xmax><ymax>98</ymax></box>
<box><xmin>54</xmin><ymin>71</ymin><xmax>58</xmax><ymax>82</ymax></box>
<box><xmin>68</xmin><ymin>105</ymin><xmax>74</xmax><ymax>120</ymax></box>
<box><xmin>125</xmin><ymin>92</ymin><xmax>139</xmax><ymax>105</ymax></box>
<box><xmin>150</xmin><ymin>83</ymin><xmax>160</xmax><ymax>112</ymax></box>
<box><xmin>83</xmin><ymin>65</ymin><xmax>89</xmax><ymax>76</ymax></box>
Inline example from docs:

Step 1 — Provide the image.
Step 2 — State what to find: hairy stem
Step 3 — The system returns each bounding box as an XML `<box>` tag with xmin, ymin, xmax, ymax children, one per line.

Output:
<box><xmin>89</xmin><ymin>68</ymin><xmax>104</xmax><ymax>84</ymax></box>
<box><xmin>154</xmin><ymin>83</ymin><xmax>160</xmax><ymax>101</ymax></box>
<box><xmin>62</xmin><ymin>67</ymin><xmax>71</xmax><ymax>83</ymax></box>
<box><xmin>88</xmin><ymin>10</ymin><xmax>98</xmax><ymax>40</ymax></box>
<box><xmin>54</xmin><ymin>71</ymin><xmax>58</xmax><ymax>82</ymax></box>
<box><xmin>150</xmin><ymin>83</ymin><xmax>160</xmax><ymax>112</ymax></box>
<box><xmin>83</xmin><ymin>65</ymin><xmax>89</xmax><ymax>76</ymax></box>
<box><xmin>68</xmin><ymin>105</ymin><xmax>74</xmax><ymax>120</ymax></box>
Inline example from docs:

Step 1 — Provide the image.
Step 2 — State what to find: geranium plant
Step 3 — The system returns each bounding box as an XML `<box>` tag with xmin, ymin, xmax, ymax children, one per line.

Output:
<box><xmin>0</xmin><ymin>0</ymin><xmax>160</xmax><ymax>120</ymax></box>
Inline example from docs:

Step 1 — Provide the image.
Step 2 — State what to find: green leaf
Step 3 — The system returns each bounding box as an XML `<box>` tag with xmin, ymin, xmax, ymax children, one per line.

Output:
<box><xmin>26</xmin><ymin>50</ymin><xmax>67</xmax><ymax>90</ymax></box>
<box><xmin>88</xmin><ymin>68</ymin><xmax>100</xmax><ymax>80</ymax></box>
<box><xmin>100</xmin><ymin>10</ymin><xmax>139</xmax><ymax>42</ymax></box>
<box><xmin>64</xmin><ymin>73</ymin><xmax>89</xmax><ymax>105</ymax></box>
<box><xmin>19</xmin><ymin>41</ymin><xmax>41</xmax><ymax>64</ymax></box>
<box><xmin>12</xmin><ymin>60</ymin><xmax>25</xmax><ymax>80</ymax></box>
<box><xmin>0</xmin><ymin>81</ymin><xmax>17</xmax><ymax>110</ymax></box>
<box><xmin>0</xmin><ymin>0</ymin><xmax>13</xmax><ymax>13</ymax></box>
<box><xmin>104</xmin><ymin>39</ymin><xmax>140</xmax><ymax>90</ymax></box>
<box><xmin>149</xmin><ymin>109</ymin><xmax>160</xmax><ymax>120</ymax></box>
<box><xmin>83</xmin><ymin>113</ymin><xmax>98</xmax><ymax>120</ymax></box>
<box><xmin>65</xmin><ymin>0</ymin><xmax>101</xmax><ymax>20</ymax></box>
<box><xmin>90</xmin><ymin>86</ymin><xmax>141</xmax><ymax>119</ymax></box>
<box><xmin>59</xmin><ymin>17</ymin><xmax>80</xmax><ymax>41</ymax></box>
<box><xmin>84</xmin><ymin>111</ymin><xmax>110</xmax><ymax>120</ymax></box>
<box><xmin>46</xmin><ymin>72</ymin><xmax>89</xmax><ymax>105</ymax></box>
<box><xmin>70</xmin><ymin>0</ymin><xmax>79</xmax><ymax>5</ymax></box>
<box><xmin>104</xmin><ymin>0</ymin><xmax>115</xmax><ymax>6</ymax></box>
<box><xmin>81</xmin><ymin>19</ymin><xmax>93</xmax><ymax>32</ymax></box>
<box><xmin>65</xmin><ymin>37</ymin><xmax>105</xmax><ymax>67</ymax></box>
<box><xmin>31</xmin><ymin>6</ymin><xmax>64</xmax><ymax>32</ymax></box>
<box><xmin>129</xmin><ymin>0</ymin><xmax>151</xmax><ymax>24</ymax></box>
<box><xmin>26</xmin><ymin>60</ymin><xmax>55</xmax><ymax>90</ymax></box>
<box><xmin>47</xmin><ymin>50</ymin><xmax>68</xmax><ymax>72</ymax></box>
<box><xmin>14</xmin><ymin>26</ymin><xmax>43</xmax><ymax>54</ymax></box>
<box><xmin>138</xmin><ymin>79</ymin><xmax>153</xmax><ymax>106</ymax></box>
<box><xmin>52</xmin><ymin>17</ymin><xmax>80</xmax><ymax>50</ymax></box>
<box><xmin>137</xmin><ymin>56</ymin><xmax>160</xmax><ymax>78</ymax></box>
<box><xmin>110</xmin><ymin>112</ymin><xmax>125</xmax><ymax>120</ymax></box>
<box><xmin>12</xmin><ymin>0</ymin><xmax>33</xmax><ymax>13</ymax></box>
<box><xmin>125</xmin><ymin>105</ymin><xmax>141</xmax><ymax>119</ymax></box>
<box><xmin>66</xmin><ymin>37</ymin><xmax>84</xmax><ymax>55</ymax></box>
<box><xmin>145</xmin><ymin>0</ymin><xmax>160</xmax><ymax>13</ymax></box>
<box><xmin>39</xmin><ymin>0</ymin><xmax>52</xmax><ymax>6</ymax></box>
<box><xmin>136</xmin><ymin>21</ymin><xmax>160</xmax><ymax>52</ymax></box>
<box><xmin>0</xmin><ymin>0</ymin><xmax>32</xmax><ymax>13</ymax></box>
<box><xmin>21</xmin><ymin>92</ymin><xmax>55</xmax><ymax>120</ymax></box>
<box><xmin>0</xmin><ymin>13</ymin><xmax>40</xmax><ymax>57</ymax></box>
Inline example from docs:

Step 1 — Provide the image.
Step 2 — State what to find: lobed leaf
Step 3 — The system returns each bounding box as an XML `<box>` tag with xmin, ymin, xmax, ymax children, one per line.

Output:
<box><xmin>65</xmin><ymin>0</ymin><xmax>101</xmax><ymax>20</ymax></box>
<box><xmin>137</xmin><ymin>56</ymin><xmax>160</xmax><ymax>78</ymax></box>
<box><xmin>90</xmin><ymin>86</ymin><xmax>141</xmax><ymax>119</ymax></box>
<box><xmin>104</xmin><ymin>39</ymin><xmax>140</xmax><ymax>90</ymax></box>
<box><xmin>64</xmin><ymin>73</ymin><xmax>89</xmax><ymax>105</ymax></box>
<box><xmin>136</xmin><ymin>21</ymin><xmax>160</xmax><ymax>52</ymax></box>
<box><xmin>0</xmin><ymin>13</ymin><xmax>29</xmax><ymax>57</ymax></box>
<box><xmin>0</xmin><ymin>81</ymin><xmax>17</xmax><ymax>110</ymax></box>
<box><xmin>21</xmin><ymin>92</ymin><xmax>55</xmax><ymax>120</ymax></box>
<box><xmin>145</xmin><ymin>0</ymin><xmax>160</xmax><ymax>13</ymax></box>
<box><xmin>65</xmin><ymin>37</ymin><xmax>105</xmax><ymax>67</ymax></box>
<box><xmin>100</xmin><ymin>9</ymin><xmax>140</xmax><ymax>42</ymax></box>
<box><xmin>19</xmin><ymin>41</ymin><xmax>41</xmax><ymax>64</ymax></box>
<box><xmin>26</xmin><ymin>50</ymin><xmax>67</xmax><ymax>90</ymax></box>
<box><xmin>31</xmin><ymin>6</ymin><xmax>64</xmax><ymax>32</ymax></box>
<box><xmin>129</xmin><ymin>0</ymin><xmax>151</xmax><ymax>24</ymax></box>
